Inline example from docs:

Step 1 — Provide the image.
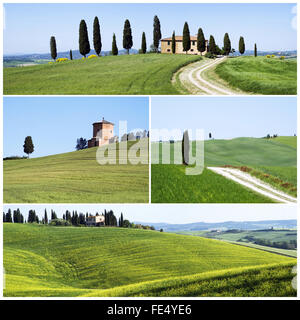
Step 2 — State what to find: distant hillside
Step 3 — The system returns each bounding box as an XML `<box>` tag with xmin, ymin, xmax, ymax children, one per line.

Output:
<box><xmin>3</xmin><ymin>49</ymin><xmax>139</xmax><ymax>67</ymax></box>
<box><xmin>135</xmin><ymin>220</ymin><xmax>297</xmax><ymax>232</ymax></box>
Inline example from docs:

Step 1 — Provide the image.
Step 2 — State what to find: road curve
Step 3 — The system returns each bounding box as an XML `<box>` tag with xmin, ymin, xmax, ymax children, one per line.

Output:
<box><xmin>208</xmin><ymin>167</ymin><xmax>297</xmax><ymax>204</ymax></box>
<box><xmin>181</xmin><ymin>57</ymin><xmax>239</xmax><ymax>95</ymax></box>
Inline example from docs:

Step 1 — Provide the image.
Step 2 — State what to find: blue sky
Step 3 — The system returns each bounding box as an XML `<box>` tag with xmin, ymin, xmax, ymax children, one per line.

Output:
<box><xmin>3</xmin><ymin>97</ymin><xmax>149</xmax><ymax>158</ymax></box>
<box><xmin>4</xmin><ymin>3</ymin><xmax>297</xmax><ymax>54</ymax></box>
<box><xmin>151</xmin><ymin>97</ymin><xmax>297</xmax><ymax>141</ymax></box>
<box><xmin>3</xmin><ymin>204</ymin><xmax>296</xmax><ymax>223</ymax></box>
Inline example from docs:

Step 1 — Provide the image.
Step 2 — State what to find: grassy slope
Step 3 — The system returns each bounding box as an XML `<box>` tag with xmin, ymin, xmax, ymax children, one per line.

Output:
<box><xmin>3</xmin><ymin>140</ymin><xmax>148</xmax><ymax>203</ymax></box>
<box><xmin>151</xmin><ymin>137</ymin><xmax>296</xmax><ymax>203</ymax></box>
<box><xmin>3</xmin><ymin>224</ymin><xmax>296</xmax><ymax>297</ymax></box>
<box><xmin>3</xmin><ymin>54</ymin><xmax>201</xmax><ymax>95</ymax></box>
<box><xmin>215</xmin><ymin>56</ymin><xmax>297</xmax><ymax>95</ymax></box>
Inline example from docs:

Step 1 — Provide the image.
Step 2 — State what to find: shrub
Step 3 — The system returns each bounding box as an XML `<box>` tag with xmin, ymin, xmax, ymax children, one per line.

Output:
<box><xmin>50</xmin><ymin>219</ymin><xmax>72</xmax><ymax>226</ymax></box>
<box><xmin>266</xmin><ymin>55</ymin><xmax>271</xmax><ymax>58</ymax></box>
<box><xmin>204</xmin><ymin>52</ymin><xmax>215</xmax><ymax>59</ymax></box>
<box><xmin>271</xmin><ymin>54</ymin><xmax>275</xmax><ymax>58</ymax></box>
<box><xmin>280</xmin><ymin>56</ymin><xmax>285</xmax><ymax>60</ymax></box>
<box><xmin>88</xmin><ymin>54</ymin><xmax>97</xmax><ymax>59</ymax></box>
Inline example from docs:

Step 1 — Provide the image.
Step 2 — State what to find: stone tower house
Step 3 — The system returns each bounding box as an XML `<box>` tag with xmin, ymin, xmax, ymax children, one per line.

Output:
<box><xmin>88</xmin><ymin>117</ymin><xmax>114</xmax><ymax>148</ymax></box>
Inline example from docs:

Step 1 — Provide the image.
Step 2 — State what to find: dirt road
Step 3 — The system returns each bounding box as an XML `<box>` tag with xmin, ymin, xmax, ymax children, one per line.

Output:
<box><xmin>208</xmin><ymin>167</ymin><xmax>297</xmax><ymax>204</ymax></box>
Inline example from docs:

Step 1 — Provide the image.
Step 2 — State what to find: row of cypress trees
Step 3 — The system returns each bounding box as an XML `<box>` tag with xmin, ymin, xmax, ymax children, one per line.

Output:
<box><xmin>50</xmin><ymin>15</ymin><xmax>162</xmax><ymax>60</ymax></box>
<box><xmin>180</xmin><ymin>21</ymin><xmax>248</xmax><ymax>56</ymax></box>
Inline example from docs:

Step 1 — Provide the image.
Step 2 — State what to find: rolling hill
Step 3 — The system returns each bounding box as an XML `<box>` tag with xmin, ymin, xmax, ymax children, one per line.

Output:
<box><xmin>3</xmin><ymin>140</ymin><xmax>149</xmax><ymax>203</ymax></box>
<box><xmin>214</xmin><ymin>56</ymin><xmax>297</xmax><ymax>95</ymax></box>
<box><xmin>151</xmin><ymin>137</ymin><xmax>297</xmax><ymax>202</ymax></box>
<box><xmin>3</xmin><ymin>223</ymin><xmax>296</xmax><ymax>297</ymax></box>
<box><xmin>3</xmin><ymin>54</ymin><xmax>201</xmax><ymax>95</ymax></box>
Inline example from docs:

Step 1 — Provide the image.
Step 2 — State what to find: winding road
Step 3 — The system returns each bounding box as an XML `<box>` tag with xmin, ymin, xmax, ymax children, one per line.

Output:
<box><xmin>208</xmin><ymin>167</ymin><xmax>297</xmax><ymax>204</ymax></box>
<box><xmin>176</xmin><ymin>57</ymin><xmax>242</xmax><ymax>95</ymax></box>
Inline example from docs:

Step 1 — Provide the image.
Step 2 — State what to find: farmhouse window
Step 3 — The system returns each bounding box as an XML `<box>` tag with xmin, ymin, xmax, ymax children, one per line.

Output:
<box><xmin>167</xmin><ymin>41</ymin><xmax>170</xmax><ymax>45</ymax></box>
<box><xmin>192</xmin><ymin>41</ymin><xmax>195</xmax><ymax>45</ymax></box>
<box><xmin>167</xmin><ymin>49</ymin><xmax>170</xmax><ymax>52</ymax></box>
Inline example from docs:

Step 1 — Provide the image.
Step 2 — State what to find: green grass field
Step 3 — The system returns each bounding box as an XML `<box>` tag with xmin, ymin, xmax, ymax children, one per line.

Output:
<box><xmin>3</xmin><ymin>140</ymin><xmax>148</xmax><ymax>203</ymax></box>
<box><xmin>3</xmin><ymin>224</ymin><xmax>296</xmax><ymax>297</ymax></box>
<box><xmin>151</xmin><ymin>137</ymin><xmax>296</xmax><ymax>203</ymax></box>
<box><xmin>215</xmin><ymin>56</ymin><xmax>297</xmax><ymax>95</ymax></box>
<box><xmin>3</xmin><ymin>54</ymin><xmax>201</xmax><ymax>95</ymax></box>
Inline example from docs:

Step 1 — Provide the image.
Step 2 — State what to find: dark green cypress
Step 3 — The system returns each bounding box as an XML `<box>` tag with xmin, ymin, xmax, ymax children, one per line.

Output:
<box><xmin>171</xmin><ymin>31</ymin><xmax>176</xmax><ymax>54</ymax></box>
<box><xmin>23</xmin><ymin>136</ymin><xmax>34</xmax><ymax>158</ymax></box>
<box><xmin>50</xmin><ymin>36</ymin><xmax>57</xmax><ymax>61</ymax></box>
<box><xmin>123</xmin><ymin>19</ymin><xmax>133</xmax><ymax>54</ymax></box>
<box><xmin>112</xmin><ymin>33</ymin><xmax>118</xmax><ymax>55</ymax></box>
<box><xmin>223</xmin><ymin>33</ymin><xmax>231</xmax><ymax>55</ymax></box>
<box><xmin>182</xmin><ymin>22</ymin><xmax>191</xmax><ymax>54</ymax></box>
<box><xmin>208</xmin><ymin>35</ymin><xmax>216</xmax><ymax>54</ymax></box>
<box><xmin>79</xmin><ymin>19</ymin><xmax>90</xmax><ymax>57</ymax></box>
<box><xmin>153</xmin><ymin>15</ymin><xmax>161</xmax><ymax>53</ymax></box>
<box><xmin>197</xmin><ymin>28</ymin><xmax>206</xmax><ymax>55</ymax></box>
<box><xmin>93</xmin><ymin>16</ymin><xmax>102</xmax><ymax>56</ymax></box>
<box><xmin>69</xmin><ymin>49</ymin><xmax>73</xmax><ymax>60</ymax></box>
<box><xmin>182</xmin><ymin>130</ymin><xmax>190</xmax><ymax>165</ymax></box>
<box><xmin>141</xmin><ymin>32</ymin><xmax>146</xmax><ymax>54</ymax></box>
<box><xmin>239</xmin><ymin>36</ymin><xmax>245</xmax><ymax>55</ymax></box>
<box><xmin>254</xmin><ymin>43</ymin><xmax>257</xmax><ymax>57</ymax></box>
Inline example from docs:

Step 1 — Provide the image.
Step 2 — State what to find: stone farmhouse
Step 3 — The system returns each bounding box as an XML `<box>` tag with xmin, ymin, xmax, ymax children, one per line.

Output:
<box><xmin>161</xmin><ymin>35</ymin><xmax>208</xmax><ymax>55</ymax></box>
<box><xmin>88</xmin><ymin>117</ymin><xmax>117</xmax><ymax>148</ymax></box>
<box><xmin>86</xmin><ymin>214</ymin><xmax>105</xmax><ymax>227</ymax></box>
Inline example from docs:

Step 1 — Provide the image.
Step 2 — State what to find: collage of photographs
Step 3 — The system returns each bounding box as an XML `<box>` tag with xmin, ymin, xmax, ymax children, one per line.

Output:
<box><xmin>1</xmin><ymin>1</ymin><xmax>298</xmax><ymax>305</ymax></box>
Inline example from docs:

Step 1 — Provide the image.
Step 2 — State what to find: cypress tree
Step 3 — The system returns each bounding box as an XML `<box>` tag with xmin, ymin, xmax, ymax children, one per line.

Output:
<box><xmin>223</xmin><ymin>33</ymin><xmax>231</xmax><ymax>55</ymax></box>
<box><xmin>254</xmin><ymin>43</ymin><xmax>257</xmax><ymax>57</ymax></box>
<box><xmin>197</xmin><ymin>28</ymin><xmax>206</xmax><ymax>55</ymax></box>
<box><xmin>6</xmin><ymin>209</ymin><xmax>12</xmax><ymax>223</ymax></box>
<box><xmin>239</xmin><ymin>36</ymin><xmax>245</xmax><ymax>55</ymax></box>
<box><xmin>112</xmin><ymin>33</ymin><xmax>118</xmax><ymax>55</ymax></box>
<box><xmin>120</xmin><ymin>213</ymin><xmax>124</xmax><ymax>227</ymax></box>
<box><xmin>171</xmin><ymin>31</ymin><xmax>176</xmax><ymax>54</ymax></box>
<box><xmin>208</xmin><ymin>35</ymin><xmax>216</xmax><ymax>54</ymax></box>
<box><xmin>182</xmin><ymin>22</ymin><xmax>191</xmax><ymax>54</ymax></box>
<box><xmin>182</xmin><ymin>130</ymin><xmax>190</xmax><ymax>166</ymax></box>
<box><xmin>79</xmin><ymin>19</ymin><xmax>90</xmax><ymax>57</ymax></box>
<box><xmin>23</xmin><ymin>136</ymin><xmax>34</xmax><ymax>158</ymax></box>
<box><xmin>153</xmin><ymin>15</ymin><xmax>161</xmax><ymax>53</ymax></box>
<box><xmin>50</xmin><ymin>36</ymin><xmax>57</xmax><ymax>61</ymax></box>
<box><xmin>44</xmin><ymin>209</ymin><xmax>48</xmax><ymax>224</ymax></box>
<box><xmin>141</xmin><ymin>32</ymin><xmax>146</xmax><ymax>54</ymax></box>
<box><xmin>69</xmin><ymin>49</ymin><xmax>73</xmax><ymax>60</ymax></box>
<box><xmin>93</xmin><ymin>16</ymin><xmax>102</xmax><ymax>56</ymax></box>
<box><xmin>3</xmin><ymin>213</ymin><xmax>6</xmax><ymax>223</ymax></box>
<box><xmin>123</xmin><ymin>19</ymin><xmax>133</xmax><ymax>54</ymax></box>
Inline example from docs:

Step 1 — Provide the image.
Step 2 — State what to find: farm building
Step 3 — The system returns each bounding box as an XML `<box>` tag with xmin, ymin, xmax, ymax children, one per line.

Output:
<box><xmin>161</xmin><ymin>36</ymin><xmax>208</xmax><ymax>55</ymax></box>
<box><xmin>86</xmin><ymin>214</ymin><xmax>105</xmax><ymax>226</ymax></box>
<box><xmin>88</xmin><ymin>117</ymin><xmax>117</xmax><ymax>148</ymax></box>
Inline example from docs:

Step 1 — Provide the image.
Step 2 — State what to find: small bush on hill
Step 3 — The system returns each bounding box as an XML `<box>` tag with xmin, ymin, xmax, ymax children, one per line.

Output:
<box><xmin>88</xmin><ymin>55</ymin><xmax>97</xmax><ymax>59</ymax></box>
<box><xmin>204</xmin><ymin>52</ymin><xmax>215</xmax><ymax>59</ymax></box>
<box><xmin>50</xmin><ymin>219</ymin><xmax>72</xmax><ymax>226</ymax></box>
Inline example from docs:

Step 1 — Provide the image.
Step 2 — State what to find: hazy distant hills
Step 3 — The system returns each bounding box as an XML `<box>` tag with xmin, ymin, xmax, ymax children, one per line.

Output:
<box><xmin>135</xmin><ymin>220</ymin><xmax>297</xmax><ymax>232</ymax></box>
<box><xmin>4</xmin><ymin>48</ymin><xmax>139</xmax><ymax>62</ymax></box>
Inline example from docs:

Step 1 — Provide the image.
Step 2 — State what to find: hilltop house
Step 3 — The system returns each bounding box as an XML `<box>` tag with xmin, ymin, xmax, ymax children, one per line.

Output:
<box><xmin>86</xmin><ymin>214</ymin><xmax>105</xmax><ymax>226</ymax></box>
<box><xmin>88</xmin><ymin>117</ymin><xmax>117</xmax><ymax>148</ymax></box>
<box><xmin>161</xmin><ymin>36</ymin><xmax>208</xmax><ymax>55</ymax></box>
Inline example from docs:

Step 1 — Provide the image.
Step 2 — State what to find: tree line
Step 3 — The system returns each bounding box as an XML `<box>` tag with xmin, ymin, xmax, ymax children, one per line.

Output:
<box><xmin>50</xmin><ymin>15</ymin><xmax>257</xmax><ymax>61</ymax></box>
<box><xmin>3</xmin><ymin>208</ymin><xmax>157</xmax><ymax>230</ymax></box>
<box><xmin>50</xmin><ymin>15</ymin><xmax>162</xmax><ymax>61</ymax></box>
